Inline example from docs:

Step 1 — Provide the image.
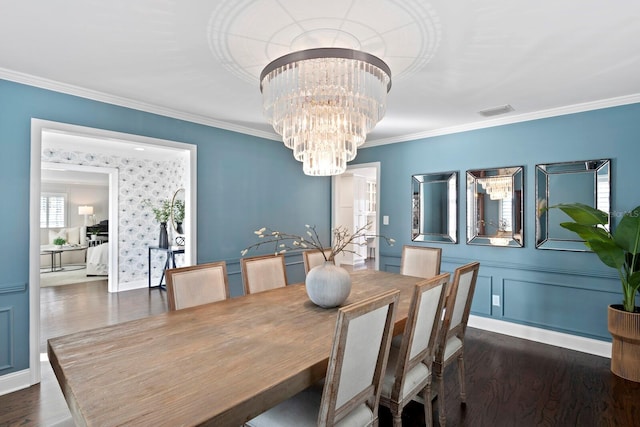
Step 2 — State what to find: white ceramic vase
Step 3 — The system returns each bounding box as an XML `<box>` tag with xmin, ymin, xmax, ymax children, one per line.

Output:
<box><xmin>305</xmin><ymin>262</ymin><xmax>352</xmax><ymax>308</ymax></box>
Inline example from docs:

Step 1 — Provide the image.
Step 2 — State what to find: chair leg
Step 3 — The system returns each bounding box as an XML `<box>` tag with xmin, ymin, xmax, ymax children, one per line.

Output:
<box><xmin>457</xmin><ymin>352</ymin><xmax>466</xmax><ymax>403</ymax></box>
<box><xmin>392</xmin><ymin>412</ymin><xmax>402</xmax><ymax>427</ymax></box>
<box><xmin>422</xmin><ymin>381</ymin><xmax>433</xmax><ymax>427</ymax></box>
<box><xmin>389</xmin><ymin>400</ymin><xmax>402</xmax><ymax>427</ymax></box>
<box><xmin>436</xmin><ymin>366</ymin><xmax>446</xmax><ymax>427</ymax></box>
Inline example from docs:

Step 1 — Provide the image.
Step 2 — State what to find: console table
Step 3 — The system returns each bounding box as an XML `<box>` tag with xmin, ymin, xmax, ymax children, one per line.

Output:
<box><xmin>148</xmin><ymin>246</ymin><xmax>185</xmax><ymax>289</ymax></box>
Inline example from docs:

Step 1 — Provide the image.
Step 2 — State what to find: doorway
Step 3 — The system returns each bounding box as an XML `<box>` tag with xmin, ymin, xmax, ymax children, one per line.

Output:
<box><xmin>40</xmin><ymin>163</ymin><xmax>117</xmax><ymax>289</ymax></box>
<box><xmin>332</xmin><ymin>162</ymin><xmax>381</xmax><ymax>270</ymax></box>
<box><xmin>29</xmin><ymin>119</ymin><xmax>197</xmax><ymax>385</ymax></box>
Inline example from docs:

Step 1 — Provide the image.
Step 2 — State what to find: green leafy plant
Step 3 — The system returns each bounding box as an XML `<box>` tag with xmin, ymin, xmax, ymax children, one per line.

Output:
<box><xmin>145</xmin><ymin>199</ymin><xmax>172</xmax><ymax>223</ymax></box>
<box><xmin>554</xmin><ymin>203</ymin><xmax>640</xmax><ymax>312</ymax></box>
<box><xmin>53</xmin><ymin>237</ymin><xmax>66</xmax><ymax>246</ymax></box>
<box><xmin>173</xmin><ymin>199</ymin><xmax>185</xmax><ymax>223</ymax></box>
<box><xmin>241</xmin><ymin>223</ymin><xmax>395</xmax><ymax>262</ymax></box>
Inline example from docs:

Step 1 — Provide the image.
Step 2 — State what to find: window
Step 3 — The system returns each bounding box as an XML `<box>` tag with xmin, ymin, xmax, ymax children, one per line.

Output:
<box><xmin>41</xmin><ymin>193</ymin><xmax>67</xmax><ymax>228</ymax></box>
<box><xmin>366</xmin><ymin>181</ymin><xmax>377</xmax><ymax>213</ymax></box>
<box><xmin>500</xmin><ymin>197</ymin><xmax>513</xmax><ymax>232</ymax></box>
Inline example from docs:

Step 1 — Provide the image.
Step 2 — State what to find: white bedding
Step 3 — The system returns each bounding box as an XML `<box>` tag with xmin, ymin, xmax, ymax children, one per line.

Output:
<box><xmin>86</xmin><ymin>243</ymin><xmax>108</xmax><ymax>276</ymax></box>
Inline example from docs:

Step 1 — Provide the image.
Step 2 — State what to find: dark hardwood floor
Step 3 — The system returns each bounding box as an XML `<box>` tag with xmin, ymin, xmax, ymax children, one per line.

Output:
<box><xmin>379</xmin><ymin>330</ymin><xmax>640</xmax><ymax>427</ymax></box>
<box><xmin>39</xmin><ymin>280</ymin><xmax>169</xmax><ymax>353</ymax></box>
<box><xmin>1</xmin><ymin>275</ymin><xmax>639</xmax><ymax>426</ymax></box>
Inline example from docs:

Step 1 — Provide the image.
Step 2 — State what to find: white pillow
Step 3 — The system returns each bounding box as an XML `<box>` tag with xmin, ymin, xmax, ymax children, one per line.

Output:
<box><xmin>49</xmin><ymin>229</ymin><xmax>67</xmax><ymax>244</ymax></box>
<box><xmin>66</xmin><ymin>227</ymin><xmax>80</xmax><ymax>245</ymax></box>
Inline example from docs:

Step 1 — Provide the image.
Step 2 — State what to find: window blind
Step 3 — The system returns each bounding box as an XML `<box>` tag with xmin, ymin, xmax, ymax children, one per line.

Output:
<box><xmin>41</xmin><ymin>193</ymin><xmax>66</xmax><ymax>228</ymax></box>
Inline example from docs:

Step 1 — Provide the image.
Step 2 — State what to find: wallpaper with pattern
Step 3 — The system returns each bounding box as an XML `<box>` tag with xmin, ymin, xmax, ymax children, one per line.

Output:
<box><xmin>42</xmin><ymin>147</ymin><xmax>187</xmax><ymax>285</ymax></box>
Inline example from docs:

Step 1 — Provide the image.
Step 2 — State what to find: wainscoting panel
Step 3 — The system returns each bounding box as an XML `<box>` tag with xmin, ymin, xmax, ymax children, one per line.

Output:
<box><xmin>382</xmin><ymin>253</ymin><xmax>619</xmax><ymax>343</ymax></box>
<box><xmin>0</xmin><ymin>306</ymin><xmax>14</xmax><ymax>372</ymax></box>
<box><xmin>472</xmin><ymin>274</ymin><xmax>492</xmax><ymax>316</ymax></box>
<box><xmin>0</xmin><ymin>282</ymin><xmax>26</xmax><ymax>375</ymax></box>
<box><xmin>502</xmin><ymin>278</ymin><xmax>617</xmax><ymax>341</ymax></box>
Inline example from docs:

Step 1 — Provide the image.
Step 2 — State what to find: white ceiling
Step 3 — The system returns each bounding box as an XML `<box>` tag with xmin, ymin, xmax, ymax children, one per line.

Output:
<box><xmin>2</xmin><ymin>0</ymin><xmax>640</xmax><ymax>146</ymax></box>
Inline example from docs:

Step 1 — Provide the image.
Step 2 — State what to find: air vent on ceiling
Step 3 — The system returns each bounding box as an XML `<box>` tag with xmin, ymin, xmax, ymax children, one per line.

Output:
<box><xmin>478</xmin><ymin>104</ymin><xmax>514</xmax><ymax>117</ymax></box>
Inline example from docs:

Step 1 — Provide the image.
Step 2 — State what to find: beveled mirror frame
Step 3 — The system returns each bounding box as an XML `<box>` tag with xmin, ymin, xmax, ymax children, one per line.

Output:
<box><xmin>411</xmin><ymin>171</ymin><xmax>458</xmax><ymax>243</ymax></box>
<box><xmin>466</xmin><ymin>166</ymin><xmax>524</xmax><ymax>247</ymax></box>
<box><xmin>535</xmin><ymin>159</ymin><xmax>611</xmax><ymax>251</ymax></box>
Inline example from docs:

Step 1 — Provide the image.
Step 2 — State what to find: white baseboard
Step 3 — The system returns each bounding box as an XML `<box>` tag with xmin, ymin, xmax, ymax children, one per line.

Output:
<box><xmin>116</xmin><ymin>279</ymin><xmax>148</xmax><ymax>292</ymax></box>
<box><xmin>0</xmin><ymin>368</ymin><xmax>31</xmax><ymax>396</ymax></box>
<box><xmin>469</xmin><ymin>315</ymin><xmax>612</xmax><ymax>358</ymax></box>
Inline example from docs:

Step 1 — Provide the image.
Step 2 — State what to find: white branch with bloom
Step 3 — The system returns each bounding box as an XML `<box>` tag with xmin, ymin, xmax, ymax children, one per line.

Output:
<box><xmin>241</xmin><ymin>223</ymin><xmax>395</xmax><ymax>262</ymax></box>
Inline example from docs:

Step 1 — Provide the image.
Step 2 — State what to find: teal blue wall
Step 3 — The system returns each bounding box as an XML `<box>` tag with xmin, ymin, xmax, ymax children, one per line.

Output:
<box><xmin>355</xmin><ymin>103</ymin><xmax>640</xmax><ymax>341</ymax></box>
<box><xmin>3</xmin><ymin>75</ymin><xmax>639</xmax><ymax>379</ymax></box>
<box><xmin>0</xmin><ymin>79</ymin><xmax>331</xmax><ymax>376</ymax></box>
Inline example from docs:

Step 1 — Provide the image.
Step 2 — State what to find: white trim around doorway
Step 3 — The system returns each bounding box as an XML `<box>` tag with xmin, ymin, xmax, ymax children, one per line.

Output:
<box><xmin>29</xmin><ymin>119</ymin><xmax>198</xmax><ymax>388</ymax></box>
<box><xmin>41</xmin><ymin>162</ymin><xmax>119</xmax><ymax>291</ymax></box>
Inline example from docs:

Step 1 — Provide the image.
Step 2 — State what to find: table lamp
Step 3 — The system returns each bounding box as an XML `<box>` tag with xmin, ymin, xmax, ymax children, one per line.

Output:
<box><xmin>78</xmin><ymin>205</ymin><xmax>94</xmax><ymax>226</ymax></box>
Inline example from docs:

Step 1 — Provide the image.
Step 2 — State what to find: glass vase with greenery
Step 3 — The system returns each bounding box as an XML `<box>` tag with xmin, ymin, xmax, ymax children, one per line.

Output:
<box><xmin>146</xmin><ymin>199</ymin><xmax>172</xmax><ymax>223</ymax></box>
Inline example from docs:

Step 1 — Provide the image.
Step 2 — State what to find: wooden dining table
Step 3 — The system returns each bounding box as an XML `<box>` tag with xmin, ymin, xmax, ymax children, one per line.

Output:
<box><xmin>48</xmin><ymin>269</ymin><xmax>424</xmax><ymax>426</ymax></box>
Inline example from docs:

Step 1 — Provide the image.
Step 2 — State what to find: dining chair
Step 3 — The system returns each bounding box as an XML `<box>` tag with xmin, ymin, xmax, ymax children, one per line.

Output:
<box><xmin>241</xmin><ymin>253</ymin><xmax>288</xmax><ymax>295</ymax></box>
<box><xmin>400</xmin><ymin>245</ymin><xmax>442</xmax><ymax>278</ymax></box>
<box><xmin>246</xmin><ymin>288</ymin><xmax>400</xmax><ymax>427</ymax></box>
<box><xmin>379</xmin><ymin>273</ymin><xmax>449</xmax><ymax>427</ymax></box>
<box><xmin>165</xmin><ymin>261</ymin><xmax>230</xmax><ymax>311</ymax></box>
<box><xmin>433</xmin><ymin>261</ymin><xmax>480</xmax><ymax>426</ymax></box>
<box><xmin>302</xmin><ymin>248</ymin><xmax>334</xmax><ymax>274</ymax></box>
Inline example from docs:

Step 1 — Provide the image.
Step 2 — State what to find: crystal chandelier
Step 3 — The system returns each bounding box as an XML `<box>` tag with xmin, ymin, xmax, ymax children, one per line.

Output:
<box><xmin>260</xmin><ymin>48</ymin><xmax>392</xmax><ymax>176</ymax></box>
<box><xmin>478</xmin><ymin>176</ymin><xmax>513</xmax><ymax>200</ymax></box>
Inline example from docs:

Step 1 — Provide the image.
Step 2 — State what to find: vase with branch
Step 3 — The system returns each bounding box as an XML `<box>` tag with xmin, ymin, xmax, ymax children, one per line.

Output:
<box><xmin>242</xmin><ymin>223</ymin><xmax>394</xmax><ymax>307</ymax></box>
<box><xmin>145</xmin><ymin>199</ymin><xmax>172</xmax><ymax>249</ymax></box>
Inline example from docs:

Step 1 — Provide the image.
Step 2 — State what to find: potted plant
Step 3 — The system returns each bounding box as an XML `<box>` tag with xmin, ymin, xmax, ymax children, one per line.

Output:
<box><xmin>150</xmin><ymin>199</ymin><xmax>172</xmax><ymax>224</ymax></box>
<box><xmin>145</xmin><ymin>199</ymin><xmax>172</xmax><ymax>249</ymax></box>
<box><xmin>554</xmin><ymin>203</ymin><xmax>640</xmax><ymax>382</ymax></box>
<box><xmin>53</xmin><ymin>237</ymin><xmax>66</xmax><ymax>248</ymax></box>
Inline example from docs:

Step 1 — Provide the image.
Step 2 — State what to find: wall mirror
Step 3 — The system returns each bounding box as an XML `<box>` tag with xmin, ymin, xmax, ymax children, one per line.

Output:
<box><xmin>466</xmin><ymin>166</ymin><xmax>524</xmax><ymax>247</ymax></box>
<box><xmin>170</xmin><ymin>188</ymin><xmax>185</xmax><ymax>246</ymax></box>
<box><xmin>535</xmin><ymin>159</ymin><xmax>610</xmax><ymax>251</ymax></box>
<box><xmin>411</xmin><ymin>171</ymin><xmax>458</xmax><ymax>243</ymax></box>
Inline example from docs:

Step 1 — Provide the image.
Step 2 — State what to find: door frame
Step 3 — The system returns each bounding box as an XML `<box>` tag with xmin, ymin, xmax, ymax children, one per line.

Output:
<box><xmin>41</xmin><ymin>161</ymin><xmax>119</xmax><ymax>290</ymax></box>
<box><xmin>331</xmin><ymin>162</ymin><xmax>381</xmax><ymax>270</ymax></box>
<box><xmin>29</xmin><ymin>118</ymin><xmax>197</xmax><ymax>385</ymax></box>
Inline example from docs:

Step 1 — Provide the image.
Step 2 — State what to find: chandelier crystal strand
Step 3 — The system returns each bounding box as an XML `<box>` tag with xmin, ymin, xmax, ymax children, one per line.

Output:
<box><xmin>260</xmin><ymin>48</ymin><xmax>391</xmax><ymax>176</ymax></box>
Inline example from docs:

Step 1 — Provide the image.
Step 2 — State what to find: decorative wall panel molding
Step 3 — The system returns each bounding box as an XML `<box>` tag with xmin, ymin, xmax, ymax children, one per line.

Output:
<box><xmin>0</xmin><ymin>307</ymin><xmax>14</xmax><ymax>371</ymax></box>
<box><xmin>502</xmin><ymin>278</ymin><xmax>616</xmax><ymax>341</ymax></box>
<box><xmin>0</xmin><ymin>282</ymin><xmax>27</xmax><ymax>294</ymax></box>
